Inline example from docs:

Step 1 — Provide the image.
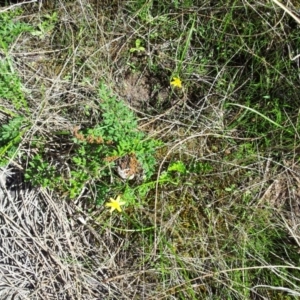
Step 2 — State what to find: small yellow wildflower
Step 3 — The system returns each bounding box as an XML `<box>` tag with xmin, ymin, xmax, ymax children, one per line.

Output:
<box><xmin>170</xmin><ymin>77</ymin><xmax>182</xmax><ymax>88</ymax></box>
<box><xmin>105</xmin><ymin>195</ymin><xmax>126</xmax><ymax>213</ymax></box>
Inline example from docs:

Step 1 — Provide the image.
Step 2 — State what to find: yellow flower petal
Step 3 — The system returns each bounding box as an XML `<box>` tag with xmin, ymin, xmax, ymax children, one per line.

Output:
<box><xmin>105</xmin><ymin>195</ymin><xmax>126</xmax><ymax>213</ymax></box>
<box><xmin>170</xmin><ymin>77</ymin><xmax>182</xmax><ymax>88</ymax></box>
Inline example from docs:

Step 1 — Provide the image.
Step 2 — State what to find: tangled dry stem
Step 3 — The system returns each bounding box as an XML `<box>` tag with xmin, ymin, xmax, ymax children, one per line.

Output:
<box><xmin>0</xmin><ymin>167</ymin><xmax>143</xmax><ymax>299</ymax></box>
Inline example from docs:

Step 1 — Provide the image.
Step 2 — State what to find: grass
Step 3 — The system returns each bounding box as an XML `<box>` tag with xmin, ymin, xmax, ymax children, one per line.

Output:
<box><xmin>0</xmin><ymin>0</ymin><xmax>299</xmax><ymax>299</ymax></box>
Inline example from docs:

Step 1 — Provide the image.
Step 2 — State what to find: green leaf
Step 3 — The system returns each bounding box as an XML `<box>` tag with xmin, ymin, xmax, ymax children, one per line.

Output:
<box><xmin>168</xmin><ymin>161</ymin><xmax>186</xmax><ymax>174</ymax></box>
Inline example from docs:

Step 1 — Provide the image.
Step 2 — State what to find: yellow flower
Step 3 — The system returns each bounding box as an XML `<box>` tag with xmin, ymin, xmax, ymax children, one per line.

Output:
<box><xmin>170</xmin><ymin>77</ymin><xmax>182</xmax><ymax>88</ymax></box>
<box><xmin>105</xmin><ymin>195</ymin><xmax>126</xmax><ymax>213</ymax></box>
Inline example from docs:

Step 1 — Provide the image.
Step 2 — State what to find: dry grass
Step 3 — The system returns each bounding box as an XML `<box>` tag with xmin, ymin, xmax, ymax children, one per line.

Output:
<box><xmin>0</xmin><ymin>168</ymin><xmax>121</xmax><ymax>299</ymax></box>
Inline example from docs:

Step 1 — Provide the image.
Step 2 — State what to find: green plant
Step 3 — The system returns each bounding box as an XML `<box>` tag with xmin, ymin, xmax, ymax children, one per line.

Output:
<box><xmin>130</xmin><ymin>38</ymin><xmax>146</xmax><ymax>53</ymax></box>
<box><xmin>0</xmin><ymin>60</ymin><xmax>28</xmax><ymax>111</ymax></box>
<box><xmin>24</xmin><ymin>154</ymin><xmax>60</xmax><ymax>188</ymax></box>
<box><xmin>31</xmin><ymin>12</ymin><xmax>58</xmax><ymax>40</ymax></box>
<box><xmin>96</xmin><ymin>83</ymin><xmax>161</xmax><ymax>177</ymax></box>
<box><xmin>0</xmin><ymin>10</ymin><xmax>33</xmax><ymax>51</ymax></box>
<box><xmin>25</xmin><ymin>83</ymin><xmax>161</xmax><ymax>200</ymax></box>
<box><xmin>0</xmin><ymin>11</ymin><xmax>31</xmax><ymax>112</ymax></box>
<box><xmin>0</xmin><ymin>116</ymin><xmax>27</xmax><ymax>167</ymax></box>
<box><xmin>70</xmin><ymin>82</ymin><xmax>162</xmax><ymax>199</ymax></box>
<box><xmin>175</xmin><ymin>14</ymin><xmax>195</xmax><ymax>75</ymax></box>
<box><xmin>119</xmin><ymin>160</ymin><xmax>188</xmax><ymax>206</ymax></box>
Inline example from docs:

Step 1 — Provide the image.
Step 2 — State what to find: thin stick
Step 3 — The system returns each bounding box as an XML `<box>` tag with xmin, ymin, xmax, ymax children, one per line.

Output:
<box><xmin>271</xmin><ymin>0</ymin><xmax>300</xmax><ymax>24</ymax></box>
<box><xmin>0</xmin><ymin>0</ymin><xmax>38</xmax><ymax>13</ymax></box>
